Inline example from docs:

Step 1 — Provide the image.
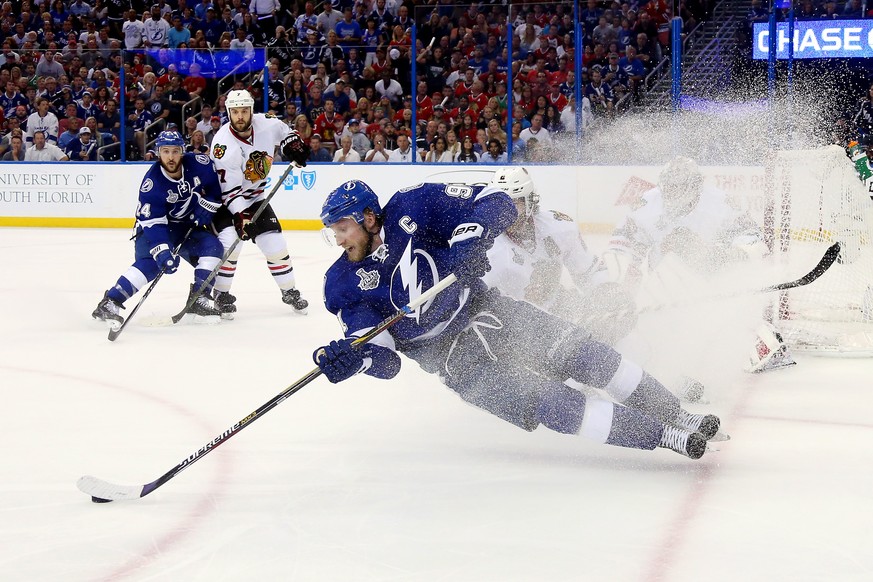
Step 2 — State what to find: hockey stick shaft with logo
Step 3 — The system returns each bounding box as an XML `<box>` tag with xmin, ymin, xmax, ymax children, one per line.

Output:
<box><xmin>107</xmin><ymin>228</ymin><xmax>194</xmax><ymax>342</ymax></box>
<box><xmin>171</xmin><ymin>162</ymin><xmax>298</xmax><ymax>324</ymax></box>
<box><xmin>78</xmin><ymin>274</ymin><xmax>459</xmax><ymax>502</ymax></box>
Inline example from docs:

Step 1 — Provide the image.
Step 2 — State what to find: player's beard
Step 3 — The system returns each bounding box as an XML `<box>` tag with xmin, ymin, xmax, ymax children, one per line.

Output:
<box><xmin>231</xmin><ymin>115</ymin><xmax>252</xmax><ymax>134</ymax></box>
<box><xmin>161</xmin><ymin>157</ymin><xmax>181</xmax><ymax>175</ymax></box>
<box><xmin>345</xmin><ymin>229</ymin><xmax>375</xmax><ymax>262</ymax></box>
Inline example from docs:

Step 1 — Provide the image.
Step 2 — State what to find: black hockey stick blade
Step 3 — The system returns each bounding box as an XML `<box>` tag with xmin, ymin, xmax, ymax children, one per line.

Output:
<box><xmin>79</xmin><ymin>274</ymin><xmax>458</xmax><ymax>502</ymax></box>
<box><xmin>107</xmin><ymin>228</ymin><xmax>194</xmax><ymax>342</ymax></box>
<box><xmin>762</xmin><ymin>242</ymin><xmax>841</xmax><ymax>292</ymax></box>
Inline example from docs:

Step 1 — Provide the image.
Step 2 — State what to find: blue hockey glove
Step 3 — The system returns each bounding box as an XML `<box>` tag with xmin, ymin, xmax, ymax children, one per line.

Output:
<box><xmin>313</xmin><ymin>338</ymin><xmax>364</xmax><ymax>383</ymax></box>
<box><xmin>191</xmin><ymin>195</ymin><xmax>222</xmax><ymax>227</ymax></box>
<box><xmin>150</xmin><ymin>244</ymin><xmax>180</xmax><ymax>274</ymax></box>
<box><xmin>450</xmin><ymin>236</ymin><xmax>493</xmax><ymax>286</ymax></box>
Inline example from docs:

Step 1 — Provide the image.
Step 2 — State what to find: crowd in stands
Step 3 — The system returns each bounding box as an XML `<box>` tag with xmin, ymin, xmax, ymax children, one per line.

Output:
<box><xmin>0</xmin><ymin>0</ymin><xmax>704</xmax><ymax>163</ymax></box>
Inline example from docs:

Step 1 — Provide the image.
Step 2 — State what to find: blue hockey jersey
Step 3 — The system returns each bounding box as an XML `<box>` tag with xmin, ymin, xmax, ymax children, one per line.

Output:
<box><xmin>135</xmin><ymin>153</ymin><xmax>223</xmax><ymax>250</ymax></box>
<box><xmin>323</xmin><ymin>182</ymin><xmax>517</xmax><ymax>367</ymax></box>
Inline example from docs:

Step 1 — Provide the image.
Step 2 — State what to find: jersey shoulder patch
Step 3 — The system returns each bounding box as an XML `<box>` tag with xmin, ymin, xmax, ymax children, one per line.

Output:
<box><xmin>141</xmin><ymin>177</ymin><xmax>154</xmax><ymax>192</ymax></box>
<box><xmin>196</xmin><ymin>154</ymin><xmax>210</xmax><ymax>165</ymax></box>
<box><xmin>549</xmin><ymin>210</ymin><xmax>574</xmax><ymax>222</ymax></box>
<box><xmin>212</xmin><ymin>144</ymin><xmax>226</xmax><ymax>159</ymax></box>
<box><xmin>264</xmin><ymin>112</ymin><xmax>278</xmax><ymax>119</ymax></box>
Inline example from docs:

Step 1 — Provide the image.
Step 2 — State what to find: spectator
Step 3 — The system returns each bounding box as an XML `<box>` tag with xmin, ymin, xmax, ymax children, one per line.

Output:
<box><xmin>1</xmin><ymin>132</ymin><xmax>25</xmax><ymax>161</ymax></box>
<box><xmin>64</xmin><ymin>127</ymin><xmax>98</xmax><ymax>161</ymax></box>
<box><xmin>168</xmin><ymin>15</ymin><xmax>191</xmax><ymax>48</ymax></box>
<box><xmin>445</xmin><ymin>129</ymin><xmax>461</xmax><ymax>160</ymax></box>
<box><xmin>619</xmin><ymin>46</ymin><xmax>646</xmax><ymax>99</ymax></box>
<box><xmin>316</xmin><ymin>2</ymin><xmax>342</xmax><ymax>37</ymax></box>
<box><xmin>388</xmin><ymin>133</ymin><xmax>413</xmax><ymax>162</ymax></box>
<box><xmin>333</xmin><ymin>134</ymin><xmax>361</xmax><ymax>162</ymax></box>
<box><xmin>128</xmin><ymin>97</ymin><xmax>154</xmax><ymax>159</ymax></box>
<box><xmin>97</xmin><ymin>99</ymin><xmax>121</xmax><ymax>140</ymax></box>
<box><xmin>343</xmin><ymin>118</ymin><xmax>372</xmax><ymax>158</ymax></box>
<box><xmin>58</xmin><ymin>117</ymin><xmax>83</xmax><ymax>149</ymax></box>
<box><xmin>26</xmin><ymin>98</ymin><xmax>60</xmax><ymax>145</ymax></box>
<box><xmin>295</xmin><ymin>1</ymin><xmax>318</xmax><ymax>44</ymax></box>
<box><xmin>36</xmin><ymin>50</ymin><xmax>65</xmax><ymax>79</ymax></box>
<box><xmin>123</xmin><ymin>9</ymin><xmax>145</xmax><ymax>49</ymax></box>
<box><xmin>143</xmin><ymin>6</ymin><xmax>171</xmax><ymax>48</ymax></box>
<box><xmin>309</xmin><ymin>133</ymin><xmax>332</xmax><ymax>162</ymax></box>
<box><xmin>186</xmin><ymin>130</ymin><xmax>209</xmax><ymax>153</ymax></box>
<box><xmin>455</xmin><ymin>135</ymin><xmax>481</xmax><ymax>163</ymax></box>
<box><xmin>584</xmin><ymin>69</ymin><xmax>615</xmax><ymax>116</ymax></box>
<box><xmin>479</xmin><ymin>138</ymin><xmax>507</xmax><ymax>164</ymax></box>
<box><xmin>425</xmin><ymin>135</ymin><xmax>452</xmax><ymax>162</ymax></box>
<box><xmin>518</xmin><ymin>113</ymin><xmax>552</xmax><ymax>145</ymax></box>
<box><xmin>25</xmin><ymin>130</ymin><xmax>69</xmax><ymax>161</ymax></box>
<box><xmin>364</xmin><ymin>132</ymin><xmax>391</xmax><ymax>162</ymax></box>
<box><xmin>374</xmin><ymin>69</ymin><xmax>404</xmax><ymax>109</ymax></box>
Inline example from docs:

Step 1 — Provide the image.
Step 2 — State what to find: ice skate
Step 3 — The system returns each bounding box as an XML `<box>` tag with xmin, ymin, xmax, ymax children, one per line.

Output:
<box><xmin>92</xmin><ymin>292</ymin><xmax>124</xmax><ymax>330</ymax></box>
<box><xmin>675</xmin><ymin>409</ymin><xmax>721</xmax><ymax>441</ymax></box>
<box><xmin>214</xmin><ymin>290</ymin><xmax>237</xmax><ymax>320</ymax></box>
<box><xmin>184</xmin><ymin>284</ymin><xmax>220</xmax><ymax>324</ymax></box>
<box><xmin>658</xmin><ymin>425</ymin><xmax>706</xmax><ymax>459</ymax></box>
<box><xmin>282</xmin><ymin>288</ymin><xmax>309</xmax><ymax>314</ymax></box>
<box><xmin>675</xmin><ymin>375</ymin><xmax>709</xmax><ymax>404</ymax></box>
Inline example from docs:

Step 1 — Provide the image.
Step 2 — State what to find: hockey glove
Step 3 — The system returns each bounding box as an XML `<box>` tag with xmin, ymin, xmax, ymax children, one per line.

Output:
<box><xmin>233</xmin><ymin>210</ymin><xmax>258</xmax><ymax>241</ymax></box>
<box><xmin>313</xmin><ymin>338</ymin><xmax>364</xmax><ymax>383</ymax></box>
<box><xmin>280</xmin><ymin>131</ymin><xmax>310</xmax><ymax>167</ymax></box>
<box><xmin>450</xmin><ymin>236</ymin><xmax>493</xmax><ymax>286</ymax></box>
<box><xmin>150</xmin><ymin>244</ymin><xmax>180</xmax><ymax>274</ymax></box>
<box><xmin>191</xmin><ymin>194</ymin><xmax>222</xmax><ymax>227</ymax></box>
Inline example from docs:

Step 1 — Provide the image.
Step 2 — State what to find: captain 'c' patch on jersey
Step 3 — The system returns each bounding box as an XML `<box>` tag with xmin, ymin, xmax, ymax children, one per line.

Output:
<box><xmin>244</xmin><ymin>151</ymin><xmax>273</xmax><ymax>182</ymax></box>
<box><xmin>213</xmin><ymin>144</ymin><xmax>226</xmax><ymax>159</ymax></box>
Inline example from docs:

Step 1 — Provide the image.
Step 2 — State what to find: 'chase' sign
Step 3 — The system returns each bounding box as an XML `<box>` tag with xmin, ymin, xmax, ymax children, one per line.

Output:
<box><xmin>753</xmin><ymin>20</ymin><xmax>873</xmax><ymax>59</ymax></box>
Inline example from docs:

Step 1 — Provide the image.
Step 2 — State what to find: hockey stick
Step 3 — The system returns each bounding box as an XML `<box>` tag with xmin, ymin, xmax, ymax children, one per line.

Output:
<box><xmin>170</xmin><ymin>162</ymin><xmax>298</xmax><ymax>324</ymax></box>
<box><xmin>761</xmin><ymin>242</ymin><xmax>840</xmax><ymax>291</ymax></box>
<box><xmin>78</xmin><ymin>273</ymin><xmax>459</xmax><ymax>502</ymax></box>
<box><xmin>579</xmin><ymin>242</ymin><xmax>843</xmax><ymax>327</ymax></box>
<box><xmin>107</xmin><ymin>228</ymin><xmax>194</xmax><ymax>342</ymax></box>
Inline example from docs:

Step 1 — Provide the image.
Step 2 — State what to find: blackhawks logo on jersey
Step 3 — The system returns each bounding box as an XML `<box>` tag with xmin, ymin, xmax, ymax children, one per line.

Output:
<box><xmin>244</xmin><ymin>151</ymin><xmax>273</xmax><ymax>182</ymax></box>
<box><xmin>213</xmin><ymin>144</ymin><xmax>226</xmax><ymax>159</ymax></box>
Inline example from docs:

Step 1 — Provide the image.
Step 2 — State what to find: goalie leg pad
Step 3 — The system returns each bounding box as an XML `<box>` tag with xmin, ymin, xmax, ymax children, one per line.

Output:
<box><xmin>748</xmin><ymin>322</ymin><xmax>797</xmax><ymax>373</ymax></box>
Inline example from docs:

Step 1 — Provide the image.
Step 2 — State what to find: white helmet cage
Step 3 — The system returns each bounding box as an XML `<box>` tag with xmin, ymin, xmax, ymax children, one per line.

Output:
<box><xmin>658</xmin><ymin>156</ymin><xmax>703</xmax><ymax>216</ymax></box>
<box><xmin>490</xmin><ymin>167</ymin><xmax>539</xmax><ymax>218</ymax></box>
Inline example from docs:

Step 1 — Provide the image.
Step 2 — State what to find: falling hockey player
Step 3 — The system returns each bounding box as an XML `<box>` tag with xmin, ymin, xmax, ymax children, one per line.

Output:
<box><xmin>92</xmin><ymin>130</ymin><xmax>225</xmax><ymax>328</ymax></box>
<box><xmin>207</xmin><ymin>89</ymin><xmax>311</xmax><ymax>318</ymax></box>
<box><xmin>603</xmin><ymin>156</ymin><xmax>797</xmax><ymax>373</ymax></box>
<box><xmin>314</xmin><ymin>178</ymin><xmax>725</xmax><ymax>459</ymax></box>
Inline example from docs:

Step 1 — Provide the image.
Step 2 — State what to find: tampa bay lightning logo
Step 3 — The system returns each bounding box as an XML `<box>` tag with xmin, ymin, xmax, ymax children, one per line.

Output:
<box><xmin>390</xmin><ymin>239</ymin><xmax>440</xmax><ymax>322</ymax></box>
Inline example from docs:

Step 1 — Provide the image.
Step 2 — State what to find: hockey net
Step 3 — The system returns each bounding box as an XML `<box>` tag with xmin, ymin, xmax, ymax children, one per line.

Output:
<box><xmin>767</xmin><ymin>145</ymin><xmax>873</xmax><ymax>356</ymax></box>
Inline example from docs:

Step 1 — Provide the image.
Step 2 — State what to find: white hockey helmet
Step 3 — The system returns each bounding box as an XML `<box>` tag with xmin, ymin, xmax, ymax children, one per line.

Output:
<box><xmin>658</xmin><ymin>156</ymin><xmax>703</xmax><ymax>217</ymax></box>
<box><xmin>226</xmin><ymin>89</ymin><xmax>255</xmax><ymax>111</ymax></box>
<box><xmin>491</xmin><ymin>167</ymin><xmax>539</xmax><ymax>218</ymax></box>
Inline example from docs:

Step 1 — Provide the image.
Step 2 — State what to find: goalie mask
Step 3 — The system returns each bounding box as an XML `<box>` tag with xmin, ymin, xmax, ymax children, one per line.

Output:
<box><xmin>491</xmin><ymin>167</ymin><xmax>539</xmax><ymax>218</ymax></box>
<box><xmin>658</xmin><ymin>156</ymin><xmax>703</xmax><ymax>218</ymax></box>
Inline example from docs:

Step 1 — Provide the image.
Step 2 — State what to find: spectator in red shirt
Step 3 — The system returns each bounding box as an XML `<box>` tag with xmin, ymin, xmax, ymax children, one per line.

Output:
<box><xmin>415</xmin><ymin>80</ymin><xmax>433</xmax><ymax>121</ymax></box>
<box><xmin>546</xmin><ymin>84</ymin><xmax>568</xmax><ymax>112</ymax></box>
<box><xmin>313</xmin><ymin>98</ymin><xmax>341</xmax><ymax>146</ymax></box>
<box><xmin>453</xmin><ymin>68</ymin><xmax>476</xmax><ymax>99</ymax></box>
<box><xmin>467</xmin><ymin>80</ymin><xmax>489</xmax><ymax>113</ymax></box>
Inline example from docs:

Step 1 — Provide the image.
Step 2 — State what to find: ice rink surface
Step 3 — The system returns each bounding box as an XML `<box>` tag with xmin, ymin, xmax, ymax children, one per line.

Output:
<box><xmin>1</xmin><ymin>228</ymin><xmax>872</xmax><ymax>582</ymax></box>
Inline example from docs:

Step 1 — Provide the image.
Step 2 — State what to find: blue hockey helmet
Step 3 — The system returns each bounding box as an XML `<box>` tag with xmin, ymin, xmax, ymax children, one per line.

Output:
<box><xmin>320</xmin><ymin>180</ymin><xmax>382</xmax><ymax>226</ymax></box>
<box><xmin>154</xmin><ymin>130</ymin><xmax>186</xmax><ymax>149</ymax></box>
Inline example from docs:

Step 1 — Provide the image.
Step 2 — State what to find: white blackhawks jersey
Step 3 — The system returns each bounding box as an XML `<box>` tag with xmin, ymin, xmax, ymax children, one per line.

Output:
<box><xmin>209</xmin><ymin>113</ymin><xmax>294</xmax><ymax>215</ymax></box>
<box><xmin>484</xmin><ymin>209</ymin><xmax>605</xmax><ymax>311</ymax></box>
<box><xmin>609</xmin><ymin>185</ymin><xmax>760</xmax><ymax>270</ymax></box>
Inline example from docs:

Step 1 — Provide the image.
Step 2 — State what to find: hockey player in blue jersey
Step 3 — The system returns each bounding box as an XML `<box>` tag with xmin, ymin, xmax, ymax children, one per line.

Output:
<box><xmin>92</xmin><ymin>131</ymin><xmax>225</xmax><ymax>328</ymax></box>
<box><xmin>315</xmin><ymin>179</ymin><xmax>724</xmax><ymax>459</ymax></box>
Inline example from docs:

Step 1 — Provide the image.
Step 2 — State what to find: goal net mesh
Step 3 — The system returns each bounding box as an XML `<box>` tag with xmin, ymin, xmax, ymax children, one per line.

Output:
<box><xmin>768</xmin><ymin>145</ymin><xmax>873</xmax><ymax>355</ymax></box>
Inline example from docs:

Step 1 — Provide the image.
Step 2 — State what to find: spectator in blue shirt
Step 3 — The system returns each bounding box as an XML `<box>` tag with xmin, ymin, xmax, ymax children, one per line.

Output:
<box><xmin>168</xmin><ymin>16</ymin><xmax>192</xmax><ymax>48</ymax></box>
<box><xmin>335</xmin><ymin>7</ymin><xmax>362</xmax><ymax>50</ymax></box>
<box><xmin>65</xmin><ymin>127</ymin><xmax>98</xmax><ymax>161</ymax></box>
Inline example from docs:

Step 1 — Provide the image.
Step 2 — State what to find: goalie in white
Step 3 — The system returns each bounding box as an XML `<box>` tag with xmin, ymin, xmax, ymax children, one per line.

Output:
<box><xmin>604</xmin><ymin>156</ymin><xmax>796</xmax><ymax>373</ymax></box>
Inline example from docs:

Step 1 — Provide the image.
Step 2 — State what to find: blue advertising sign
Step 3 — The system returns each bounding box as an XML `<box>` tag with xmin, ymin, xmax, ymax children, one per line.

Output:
<box><xmin>752</xmin><ymin>19</ymin><xmax>873</xmax><ymax>59</ymax></box>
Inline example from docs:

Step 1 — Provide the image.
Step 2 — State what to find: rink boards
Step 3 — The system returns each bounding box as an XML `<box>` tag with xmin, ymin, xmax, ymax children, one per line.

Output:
<box><xmin>0</xmin><ymin>162</ymin><xmax>769</xmax><ymax>232</ymax></box>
